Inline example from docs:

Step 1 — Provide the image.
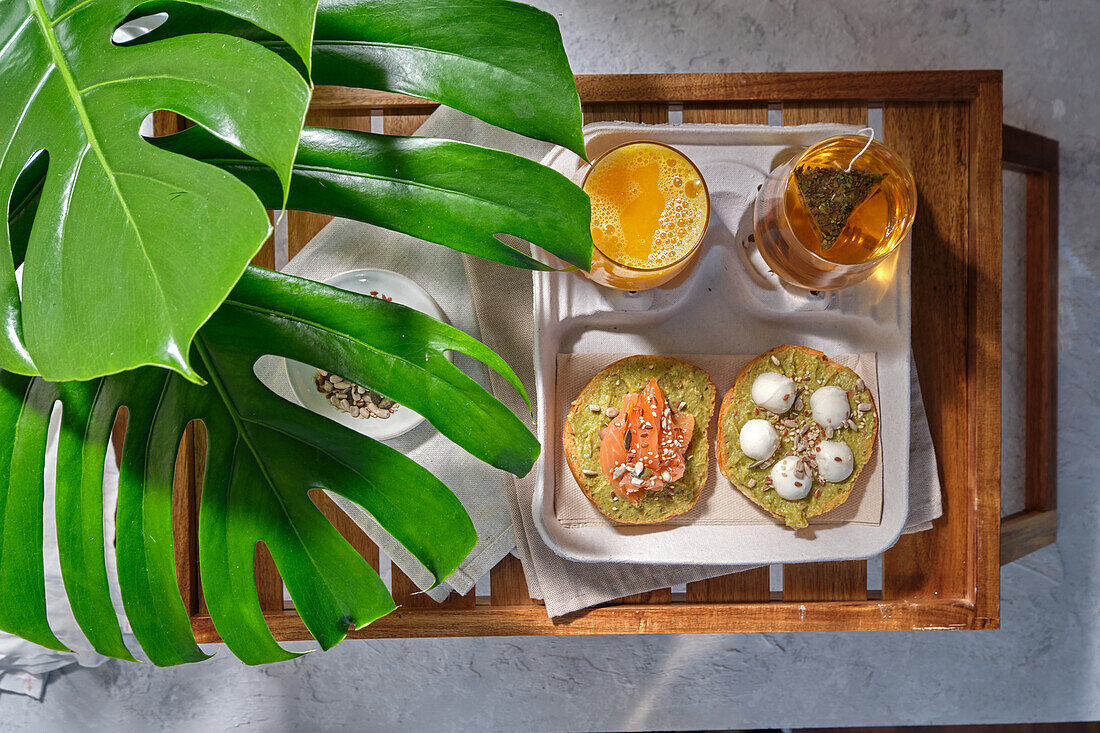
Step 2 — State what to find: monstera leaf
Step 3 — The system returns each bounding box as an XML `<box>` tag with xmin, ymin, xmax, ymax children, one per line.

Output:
<box><xmin>0</xmin><ymin>0</ymin><xmax>317</xmax><ymax>382</ymax></box>
<box><xmin>0</xmin><ymin>266</ymin><xmax>537</xmax><ymax>665</ymax></box>
<box><xmin>154</xmin><ymin>125</ymin><xmax>593</xmax><ymax>271</ymax></box>
<box><xmin>121</xmin><ymin>0</ymin><xmax>587</xmax><ymax>156</ymax></box>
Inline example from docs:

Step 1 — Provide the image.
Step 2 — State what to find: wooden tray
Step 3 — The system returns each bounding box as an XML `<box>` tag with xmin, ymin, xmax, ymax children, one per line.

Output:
<box><xmin>162</xmin><ymin>71</ymin><xmax>1059</xmax><ymax>636</ymax></box>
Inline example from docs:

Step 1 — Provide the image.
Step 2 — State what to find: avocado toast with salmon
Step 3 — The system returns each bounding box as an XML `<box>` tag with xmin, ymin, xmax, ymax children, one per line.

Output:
<box><xmin>563</xmin><ymin>356</ymin><xmax>716</xmax><ymax>524</ymax></box>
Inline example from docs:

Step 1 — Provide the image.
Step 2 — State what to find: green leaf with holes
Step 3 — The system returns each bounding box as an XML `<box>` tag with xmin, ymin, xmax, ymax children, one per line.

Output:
<box><xmin>121</xmin><ymin>0</ymin><xmax>586</xmax><ymax>156</ymax></box>
<box><xmin>0</xmin><ymin>0</ymin><xmax>315</xmax><ymax>382</ymax></box>
<box><xmin>153</xmin><ymin>125</ymin><xmax>593</xmax><ymax>271</ymax></box>
<box><xmin>0</xmin><ymin>266</ymin><xmax>535</xmax><ymax>665</ymax></box>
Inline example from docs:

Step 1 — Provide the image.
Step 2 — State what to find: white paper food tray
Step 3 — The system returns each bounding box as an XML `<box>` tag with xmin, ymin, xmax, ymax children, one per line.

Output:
<box><xmin>531</xmin><ymin>122</ymin><xmax>911</xmax><ymax>566</ymax></box>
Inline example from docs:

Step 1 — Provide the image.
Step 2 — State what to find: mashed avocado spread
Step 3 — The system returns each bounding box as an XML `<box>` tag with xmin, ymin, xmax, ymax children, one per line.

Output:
<box><xmin>720</xmin><ymin>347</ymin><xmax>877</xmax><ymax>529</ymax></box>
<box><xmin>568</xmin><ymin>358</ymin><xmax>714</xmax><ymax>523</ymax></box>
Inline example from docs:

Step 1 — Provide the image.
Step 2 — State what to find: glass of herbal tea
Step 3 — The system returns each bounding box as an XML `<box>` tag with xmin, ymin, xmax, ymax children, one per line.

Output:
<box><xmin>753</xmin><ymin>133</ymin><xmax>916</xmax><ymax>290</ymax></box>
<box><xmin>582</xmin><ymin>141</ymin><xmax>710</xmax><ymax>291</ymax></box>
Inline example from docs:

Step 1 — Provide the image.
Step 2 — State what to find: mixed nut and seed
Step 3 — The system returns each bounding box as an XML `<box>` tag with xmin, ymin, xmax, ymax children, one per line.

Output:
<box><xmin>313</xmin><ymin>369</ymin><xmax>399</xmax><ymax>420</ymax></box>
<box><xmin>312</xmin><ymin>289</ymin><xmax>399</xmax><ymax>420</ymax></box>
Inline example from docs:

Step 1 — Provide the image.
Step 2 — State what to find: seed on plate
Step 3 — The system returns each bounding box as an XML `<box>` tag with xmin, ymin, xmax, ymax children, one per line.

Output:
<box><xmin>605</xmin><ymin>407</ymin><xmax>619</xmax><ymax>418</ymax></box>
<box><xmin>783</xmin><ymin>419</ymin><xmax>798</xmax><ymax>428</ymax></box>
<box><xmin>770</xmin><ymin>355</ymin><xmax>780</xmax><ymax>366</ymax></box>
<box><xmin>582</xmin><ymin>469</ymin><xmax>599</xmax><ymax>477</ymax></box>
<box><xmin>612</xmin><ymin>465</ymin><xmax>628</xmax><ymax>479</ymax></box>
<box><xmin>746</xmin><ymin>478</ymin><xmax>757</xmax><ymax>488</ymax></box>
<box><xmin>589</xmin><ymin>404</ymin><xmax>602</xmax><ymax>413</ymax></box>
<box><xmin>858</xmin><ymin>402</ymin><xmax>872</xmax><ymax>412</ymax></box>
<box><xmin>856</xmin><ymin>378</ymin><xmax>865</xmax><ymax>391</ymax></box>
<box><xmin>825</xmin><ymin>426</ymin><xmax>834</xmax><ymax>439</ymax></box>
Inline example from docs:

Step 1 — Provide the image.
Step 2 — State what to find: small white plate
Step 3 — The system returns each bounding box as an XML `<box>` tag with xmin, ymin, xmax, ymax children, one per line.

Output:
<box><xmin>286</xmin><ymin>268</ymin><xmax>448</xmax><ymax>441</ymax></box>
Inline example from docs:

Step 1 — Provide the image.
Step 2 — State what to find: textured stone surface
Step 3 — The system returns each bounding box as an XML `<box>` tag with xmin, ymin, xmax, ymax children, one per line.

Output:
<box><xmin>5</xmin><ymin>1</ymin><xmax>1099</xmax><ymax>730</ymax></box>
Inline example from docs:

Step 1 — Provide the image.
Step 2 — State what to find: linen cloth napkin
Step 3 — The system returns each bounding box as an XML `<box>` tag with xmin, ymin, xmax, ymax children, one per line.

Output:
<box><xmin>554</xmin><ymin>352</ymin><xmax>884</xmax><ymax>528</ymax></box>
<box><xmin>254</xmin><ymin>216</ymin><xmax>519</xmax><ymax>601</ymax></box>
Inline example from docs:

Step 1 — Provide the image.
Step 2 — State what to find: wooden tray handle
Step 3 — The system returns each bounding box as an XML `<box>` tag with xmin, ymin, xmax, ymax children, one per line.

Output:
<box><xmin>1000</xmin><ymin>124</ymin><xmax>1058</xmax><ymax>565</ymax></box>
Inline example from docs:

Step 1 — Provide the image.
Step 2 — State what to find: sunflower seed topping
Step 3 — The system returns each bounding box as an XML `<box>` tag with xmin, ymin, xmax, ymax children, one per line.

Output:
<box><xmin>314</xmin><ymin>370</ymin><xmax>400</xmax><ymax>420</ymax></box>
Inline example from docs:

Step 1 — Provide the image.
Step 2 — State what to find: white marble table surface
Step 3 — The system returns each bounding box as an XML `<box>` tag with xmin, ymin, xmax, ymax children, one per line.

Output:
<box><xmin>5</xmin><ymin>1</ymin><xmax>1098</xmax><ymax>730</ymax></box>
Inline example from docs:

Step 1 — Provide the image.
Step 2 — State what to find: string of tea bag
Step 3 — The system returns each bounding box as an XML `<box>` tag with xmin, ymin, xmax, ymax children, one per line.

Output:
<box><xmin>845</xmin><ymin>127</ymin><xmax>876</xmax><ymax>172</ymax></box>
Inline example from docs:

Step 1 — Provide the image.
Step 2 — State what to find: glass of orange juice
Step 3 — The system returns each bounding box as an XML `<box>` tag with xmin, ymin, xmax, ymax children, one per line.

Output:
<box><xmin>581</xmin><ymin>141</ymin><xmax>710</xmax><ymax>290</ymax></box>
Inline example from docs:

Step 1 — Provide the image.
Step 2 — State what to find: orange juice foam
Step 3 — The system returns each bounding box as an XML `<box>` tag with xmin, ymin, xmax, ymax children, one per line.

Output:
<box><xmin>583</xmin><ymin>142</ymin><xmax>707</xmax><ymax>270</ymax></box>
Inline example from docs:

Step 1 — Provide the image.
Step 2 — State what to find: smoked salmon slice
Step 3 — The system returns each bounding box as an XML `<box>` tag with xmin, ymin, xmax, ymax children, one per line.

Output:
<box><xmin>599</xmin><ymin>378</ymin><xmax>694</xmax><ymax>506</ymax></box>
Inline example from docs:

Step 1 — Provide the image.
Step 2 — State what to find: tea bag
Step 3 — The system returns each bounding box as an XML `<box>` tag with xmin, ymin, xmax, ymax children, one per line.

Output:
<box><xmin>794</xmin><ymin>165</ymin><xmax>886</xmax><ymax>250</ymax></box>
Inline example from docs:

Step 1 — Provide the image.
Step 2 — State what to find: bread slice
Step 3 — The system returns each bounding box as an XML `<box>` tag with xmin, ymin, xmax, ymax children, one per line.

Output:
<box><xmin>716</xmin><ymin>345</ymin><xmax>878</xmax><ymax>529</ymax></box>
<box><xmin>563</xmin><ymin>355</ymin><xmax>716</xmax><ymax>524</ymax></box>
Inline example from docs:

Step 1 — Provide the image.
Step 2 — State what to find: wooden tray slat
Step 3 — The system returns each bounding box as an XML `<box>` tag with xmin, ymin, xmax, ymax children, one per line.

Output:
<box><xmin>880</xmin><ymin>100</ymin><xmax>973</xmax><ymax>603</ymax></box>
<box><xmin>310</xmin><ymin>71</ymin><xmax>1002</xmax><ymax>110</ymax></box>
<box><xmin>392</xmin><ymin>569</ymin><xmax>476</xmax><ymax>609</ymax></box>
<box><xmin>383</xmin><ymin>108</ymin><xmax>433</xmax><ymax>137</ymax></box>
<box><xmin>489</xmin><ymin>554</ymin><xmax>538</xmax><ymax>606</ymax></box>
<box><xmin>191</xmin><ymin>597</ymin><xmax>983</xmax><ymax>643</ymax></box>
<box><xmin>967</xmin><ymin>78</ymin><xmax>1003</xmax><ymax>624</ymax></box>
<box><xmin>171</xmin><ymin>420</ymin><xmax>200</xmax><ymax>615</ymax></box>
<box><xmin>681</xmin><ymin>101</ymin><xmax>769</xmax><ymax>125</ymax></box>
<box><xmin>779</xmin><ymin>100</ymin><xmax>870</xmax><ymax>603</ymax></box>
